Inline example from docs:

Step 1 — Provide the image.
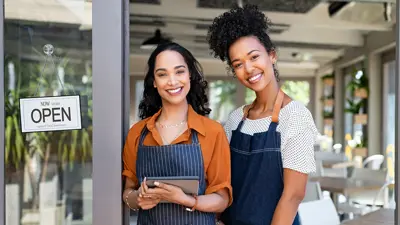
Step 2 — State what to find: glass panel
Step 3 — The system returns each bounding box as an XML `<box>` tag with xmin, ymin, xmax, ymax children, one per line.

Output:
<box><xmin>208</xmin><ymin>80</ymin><xmax>237</xmax><ymax>124</ymax></box>
<box><xmin>384</xmin><ymin>61</ymin><xmax>396</xmax><ymax>183</ymax></box>
<box><xmin>4</xmin><ymin>1</ymin><xmax>93</xmax><ymax>225</ymax></box>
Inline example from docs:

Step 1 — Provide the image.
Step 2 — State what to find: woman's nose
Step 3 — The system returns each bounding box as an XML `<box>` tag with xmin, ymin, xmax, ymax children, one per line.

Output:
<box><xmin>168</xmin><ymin>75</ymin><xmax>178</xmax><ymax>85</ymax></box>
<box><xmin>245</xmin><ymin>61</ymin><xmax>254</xmax><ymax>74</ymax></box>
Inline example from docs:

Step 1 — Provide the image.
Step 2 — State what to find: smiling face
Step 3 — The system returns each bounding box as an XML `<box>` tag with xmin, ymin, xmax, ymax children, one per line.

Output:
<box><xmin>229</xmin><ymin>36</ymin><xmax>277</xmax><ymax>92</ymax></box>
<box><xmin>153</xmin><ymin>50</ymin><xmax>191</xmax><ymax>107</ymax></box>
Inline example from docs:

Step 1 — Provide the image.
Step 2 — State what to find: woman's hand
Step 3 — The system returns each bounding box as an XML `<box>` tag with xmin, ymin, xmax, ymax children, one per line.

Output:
<box><xmin>136</xmin><ymin>178</ymin><xmax>161</xmax><ymax>210</ymax></box>
<box><xmin>145</xmin><ymin>181</ymin><xmax>193</xmax><ymax>207</ymax></box>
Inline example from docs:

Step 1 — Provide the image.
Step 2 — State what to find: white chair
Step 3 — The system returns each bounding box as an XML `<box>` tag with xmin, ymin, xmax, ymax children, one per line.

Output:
<box><xmin>362</xmin><ymin>154</ymin><xmax>384</xmax><ymax>170</ymax></box>
<box><xmin>298</xmin><ymin>198</ymin><xmax>340</xmax><ymax>225</ymax></box>
<box><xmin>302</xmin><ymin>181</ymin><xmax>323</xmax><ymax>203</ymax></box>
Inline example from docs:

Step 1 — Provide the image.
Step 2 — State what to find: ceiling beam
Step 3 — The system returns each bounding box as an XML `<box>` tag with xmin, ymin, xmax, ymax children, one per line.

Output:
<box><xmin>130</xmin><ymin>3</ymin><xmax>392</xmax><ymax>32</ymax></box>
<box><xmin>130</xmin><ymin>37</ymin><xmax>343</xmax><ymax>58</ymax></box>
<box><xmin>130</xmin><ymin>54</ymin><xmax>317</xmax><ymax>77</ymax></box>
<box><xmin>131</xmin><ymin>24</ymin><xmax>364</xmax><ymax>47</ymax></box>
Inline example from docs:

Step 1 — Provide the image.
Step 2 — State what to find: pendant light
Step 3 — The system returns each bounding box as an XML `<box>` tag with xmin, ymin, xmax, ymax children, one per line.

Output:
<box><xmin>140</xmin><ymin>29</ymin><xmax>171</xmax><ymax>49</ymax></box>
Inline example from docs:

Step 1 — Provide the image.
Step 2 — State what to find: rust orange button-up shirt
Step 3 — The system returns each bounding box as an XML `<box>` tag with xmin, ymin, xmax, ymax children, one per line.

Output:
<box><xmin>122</xmin><ymin>105</ymin><xmax>233</xmax><ymax>204</ymax></box>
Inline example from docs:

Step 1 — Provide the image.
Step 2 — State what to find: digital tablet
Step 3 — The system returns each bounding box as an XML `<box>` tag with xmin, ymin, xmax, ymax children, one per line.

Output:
<box><xmin>145</xmin><ymin>176</ymin><xmax>199</xmax><ymax>195</ymax></box>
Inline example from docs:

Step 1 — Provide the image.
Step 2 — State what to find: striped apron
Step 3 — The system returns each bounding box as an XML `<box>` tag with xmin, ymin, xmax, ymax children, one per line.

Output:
<box><xmin>136</xmin><ymin>128</ymin><xmax>216</xmax><ymax>225</ymax></box>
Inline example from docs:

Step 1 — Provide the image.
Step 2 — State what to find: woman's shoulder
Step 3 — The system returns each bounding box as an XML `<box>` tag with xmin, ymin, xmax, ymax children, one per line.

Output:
<box><xmin>198</xmin><ymin>114</ymin><xmax>225</xmax><ymax>134</ymax></box>
<box><xmin>280</xmin><ymin>100</ymin><xmax>313</xmax><ymax>120</ymax></box>
<box><xmin>279</xmin><ymin>100</ymin><xmax>319</xmax><ymax>138</ymax></box>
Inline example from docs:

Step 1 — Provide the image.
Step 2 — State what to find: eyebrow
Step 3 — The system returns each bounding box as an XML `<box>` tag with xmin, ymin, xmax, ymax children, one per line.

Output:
<box><xmin>155</xmin><ymin>65</ymin><xmax>186</xmax><ymax>73</ymax></box>
<box><xmin>231</xmin><ymin>50</ymin><xmax>260</xmax><ymax>64</ymax></box>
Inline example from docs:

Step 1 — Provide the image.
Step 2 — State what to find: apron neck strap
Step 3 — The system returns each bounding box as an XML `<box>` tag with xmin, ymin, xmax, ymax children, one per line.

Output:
<box><xmin>242</xmin><ymin>90</ymin><xmax>285</xmax><ymax>123</ymax></box>
<box><xmin>271</xmin><ymin>90</ymin><xmax>284</xmax><ymax>123</ymax></box>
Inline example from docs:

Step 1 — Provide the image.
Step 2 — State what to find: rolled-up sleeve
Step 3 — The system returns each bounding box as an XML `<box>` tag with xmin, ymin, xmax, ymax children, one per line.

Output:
<box><xmin>122</xmin><ymin>129</ymin><xmax>140</xmax><ymax>188</ymax></box>
<box><xmin>205</xmin><ymin>126</ymin><xmax>233</xmax><ymax>206</ymax></box>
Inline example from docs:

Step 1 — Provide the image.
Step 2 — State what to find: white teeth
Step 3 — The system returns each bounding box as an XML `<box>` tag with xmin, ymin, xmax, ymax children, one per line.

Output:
<box><xmin>167</xmin><ymin>87</ymin><xmax>182</xmax><ymax>93</ymax></box>
<box><xmin>249</xmin><ymin>73</ymin><xmax>262</xmax><ymax>82</ymax></box>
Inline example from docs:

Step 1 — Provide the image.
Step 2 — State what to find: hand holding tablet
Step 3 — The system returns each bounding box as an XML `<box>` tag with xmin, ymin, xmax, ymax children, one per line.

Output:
<box><xmin>141</xmin><ymin>176</ymin><xmax>200</xmax><ymax>206</ymax></box>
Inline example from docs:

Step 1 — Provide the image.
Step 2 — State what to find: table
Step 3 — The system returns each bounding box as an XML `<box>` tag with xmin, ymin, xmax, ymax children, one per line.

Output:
<box><xmin>310</xmin><ymin>177</ymin><xmax>382</xmax><ymax>195</ymax></box>
<box><xmin>341</xmin><ymin>208</ymin><xmax>394</xmax><ymax>225</ymax></box>
<box><xmin>323</xmin><ymin>161</ymin><xmax>357</xmax><ymax>169</ymax></box>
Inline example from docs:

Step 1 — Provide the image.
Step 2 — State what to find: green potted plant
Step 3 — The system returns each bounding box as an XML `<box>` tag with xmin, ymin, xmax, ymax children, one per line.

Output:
<box><xmin>323</xmin><ymin>110</ymin><xmax>334</xmax><ymax>125</ymax></box>
<box><xmin>345</xmin><ymin>98</ymin><xmax>367</xmax><ymax>125</ymax></box>
<box><xmin>347</xmin><ymin>68</ymin><xmax>368</xmax><ymax>99</ymax></box>
<box><xmin>321</xmin><ymin>73</ymin><xmax>335</xmax><ymax>86</ymax></box>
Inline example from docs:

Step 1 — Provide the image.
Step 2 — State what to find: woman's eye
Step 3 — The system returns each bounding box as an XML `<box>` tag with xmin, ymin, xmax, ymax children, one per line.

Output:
<box><xmin>234</xmin><ymin>63</ymin><xmax>242</xmax><ymax>69</ymax></box>
<box><xmin>176</xmin><ymin>70</ymin><xmax>185</xmax><ymax>74</ymax></box>
<box><xmin>251</xmin><ymin>55</ymin><xmax>259</xmax><ymax>60</ymax></box>
<box><xmin>157</xmin><ymin>73</ymin><xmax>166</xmax><ymax>77</ymax></box>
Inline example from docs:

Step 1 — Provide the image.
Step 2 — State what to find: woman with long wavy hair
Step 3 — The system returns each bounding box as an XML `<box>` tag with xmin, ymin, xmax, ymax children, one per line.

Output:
<box><xmin>122</xmin><ymin>42</ymin><xmax>232</xmax><ymax>225</ymax></box>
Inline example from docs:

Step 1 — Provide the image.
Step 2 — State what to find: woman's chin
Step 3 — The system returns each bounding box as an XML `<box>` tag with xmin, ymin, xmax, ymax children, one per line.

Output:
<box><xmin>247</xmin><ymin>80</ymin><xmax>269</xmax><ymax>93</ymax></box>
<box><xmin>162</xmin><ymin>97</ymin><xmax>188</xmax><ymax>107</ymax></box>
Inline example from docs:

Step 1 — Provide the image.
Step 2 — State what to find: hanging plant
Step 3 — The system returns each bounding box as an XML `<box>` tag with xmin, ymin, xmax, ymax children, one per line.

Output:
<box><xmin>346</xmin><ymin>68</ymin><xmax>369</xmax><ymax>98</ymax></box>
<box><xmin>321</xmin><ymin>73</ymin><xmax>334</xmax><ymax>86</ymax></box>
<box><xmin>323</xmin><ymin>111</ymin><xmax>334</xmax><ymax>119</ymax></box>
<box><xmin>344</xmin><ymin>98</ymin><xmax>364</xmax><ymax>114</ymax></box>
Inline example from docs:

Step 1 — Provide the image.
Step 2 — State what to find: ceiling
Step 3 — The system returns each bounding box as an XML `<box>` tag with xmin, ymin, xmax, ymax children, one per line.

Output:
<box><xmin>130</xmin><ymin>0</ymin><xmax>396</xmax><ymax>76</ymax></box>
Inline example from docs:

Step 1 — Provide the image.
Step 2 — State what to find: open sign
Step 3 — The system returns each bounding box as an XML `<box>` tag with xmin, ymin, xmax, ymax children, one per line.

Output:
<box><xmin>19</xmin><ymin>95</ymin><xmax>82</xmax><ymax>133</ymax></box>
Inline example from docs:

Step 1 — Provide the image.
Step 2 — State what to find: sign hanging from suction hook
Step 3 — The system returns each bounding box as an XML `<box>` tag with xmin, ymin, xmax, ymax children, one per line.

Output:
<box><xmin>19</xmin><ymin>44</ymin><xmax>82</xmax><ymax>133</ymax></box>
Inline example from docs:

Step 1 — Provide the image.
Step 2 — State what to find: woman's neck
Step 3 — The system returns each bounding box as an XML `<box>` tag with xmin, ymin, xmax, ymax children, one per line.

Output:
<box><xmin>253</xmin><ymin>81</ymin><xmax>280</xmax><ymax>111</ymax></box>
<box><xmin>158</xmin><ymin>100</ymin><xmax>189</xmax><ymax>125</ymax></box>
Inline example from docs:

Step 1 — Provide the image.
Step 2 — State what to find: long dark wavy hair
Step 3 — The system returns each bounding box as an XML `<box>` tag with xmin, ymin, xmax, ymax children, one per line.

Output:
<box><xmin>138</xmin><ymin>42</ymin><xmax>211</xmax><ymax>119</ymax></box>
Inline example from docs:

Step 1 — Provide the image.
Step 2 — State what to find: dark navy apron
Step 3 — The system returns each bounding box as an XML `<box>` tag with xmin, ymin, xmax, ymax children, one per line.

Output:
<box><xmin>221</xmin><ymin>90</ymin><xmax>301</xmax><ymax>225</ymax></box>
<box><xmin>135</xmin><ymin>128</ymin><xmax>216</xmax><ymax>225</ymax></box>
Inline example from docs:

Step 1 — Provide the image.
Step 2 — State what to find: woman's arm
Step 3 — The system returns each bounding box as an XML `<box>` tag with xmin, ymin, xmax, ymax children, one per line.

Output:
<box><xmin>271</xmin><ymin>106</ymin><xmax>318</xmax><ymax>224</ymax></box>
<box><xmin>183</xmin><ymin>188</ymin><xmax>230</xmax><ymax>212</ymax></box>
<box><xmin>146</xmin><ymin>182</ymin><xmax>229</xmax><ymax>212</ymax></box>
<box><xmin>122</xmin><ymin>178</ymin><xmax>140</xmax><ymax>210</ymax></box>
<box><xmin>270</xmin><ymin>169</ymin><xmax>307</xmax><ymax>225</ymax></box>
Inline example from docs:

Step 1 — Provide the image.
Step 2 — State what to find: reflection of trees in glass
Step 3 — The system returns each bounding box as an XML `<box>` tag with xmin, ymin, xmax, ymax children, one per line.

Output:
<box><xmin>4</xmin><ymin>55</ymin><xmax>92</xmax><ymax>210</ymax></box>
<box><xmin>281</xmin><ymin>81</ymin><xmax>310</xmax><ymax>106</ymax></box>
<box><xmin>209</xmin><ymin>80</ymin><xmax>236</xmax><ymax>123</ymax></box>
<box><xmin>245</xmin><ymin>80</ymin><xmax>310</xmax><ymax>106</ymax></box>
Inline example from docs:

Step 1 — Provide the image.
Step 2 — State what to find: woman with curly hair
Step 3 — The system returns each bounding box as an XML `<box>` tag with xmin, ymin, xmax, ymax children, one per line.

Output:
<box><xmin>122</xmin><ymin>42</ymin><xmax>232</xmax><ymax>225</ymax></box>
<box><xmin>207</xmin><ymin>4</ymin><xmax>318</xmax><ymax>225</ymax></box>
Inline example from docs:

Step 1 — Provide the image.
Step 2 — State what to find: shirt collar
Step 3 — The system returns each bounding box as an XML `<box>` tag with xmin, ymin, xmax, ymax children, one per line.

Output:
<box><xmin>145</xmin><ymin>104</ymin><xmax>206</xmax><ymax>136</ymax></box>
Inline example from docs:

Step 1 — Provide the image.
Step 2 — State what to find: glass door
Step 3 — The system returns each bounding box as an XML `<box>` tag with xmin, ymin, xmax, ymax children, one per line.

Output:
<box><xmin>1</xmin><ymin>0</ymin><xmax>129</xmax><ymax>225</ymax></box>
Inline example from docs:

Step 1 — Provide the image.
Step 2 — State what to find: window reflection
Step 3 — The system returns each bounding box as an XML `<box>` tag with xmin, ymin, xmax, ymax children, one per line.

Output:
<box><xmin>4</xmin><ymin>0</ymin><xmax>93</xmax><ymax>224</ymax></box>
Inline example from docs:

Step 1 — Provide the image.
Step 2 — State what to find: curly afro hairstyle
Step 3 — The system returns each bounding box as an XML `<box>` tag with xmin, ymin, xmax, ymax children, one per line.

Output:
<box><xmin>207</xmin><ymin>4</ymin><xmax>279</xmax><ymax>80</ymax></box>
<box><xmin>138</xmin><ymin>42</ymin><xmax>211</xmax><ymax>119</ymax></box>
